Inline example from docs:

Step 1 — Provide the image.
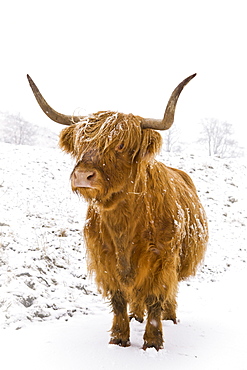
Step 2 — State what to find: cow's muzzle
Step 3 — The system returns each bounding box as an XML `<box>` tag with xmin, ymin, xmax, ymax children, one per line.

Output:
<box><xmin>71</xmin><ymin>169</ymin><xmax>97</xmax><ymax>188</ymax></box>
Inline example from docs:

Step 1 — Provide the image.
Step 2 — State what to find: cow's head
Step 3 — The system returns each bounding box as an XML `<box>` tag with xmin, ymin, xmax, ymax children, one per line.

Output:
<box><xmin>27</xmin><ymin>74</ymin><xmax>196</xmax><ymax>203</ymax></box>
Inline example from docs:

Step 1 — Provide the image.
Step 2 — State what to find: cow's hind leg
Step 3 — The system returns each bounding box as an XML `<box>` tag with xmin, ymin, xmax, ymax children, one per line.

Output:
<box><xmin>162</xmin><ymin>297</ymin><xmax>177</xmax><ymax>324</ymax></box>
<box><xmin>129</xmin><ymin>304</ymin><xmax>144</xmax><ymax>323</ymax></box>
<box><xmin>129</xmin><ymin>293</ymin><xmax>145</xmax><ymax>323</ymax></box>
<box><xmin>143</xmin><ymin>295</ymin><xmax>163</xmax><ymax>351</ymax></box>
<box><xmin>109</xmin><ymin>290</ymin><xmax>130</xmax><ymax>347</ymax></box>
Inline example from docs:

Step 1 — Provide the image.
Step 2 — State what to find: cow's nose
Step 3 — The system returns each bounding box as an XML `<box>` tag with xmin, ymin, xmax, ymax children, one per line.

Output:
<box><xmin>72</xmin><ymin>170</ymin><xmax>96</xmax><ymax>188</ymax></box>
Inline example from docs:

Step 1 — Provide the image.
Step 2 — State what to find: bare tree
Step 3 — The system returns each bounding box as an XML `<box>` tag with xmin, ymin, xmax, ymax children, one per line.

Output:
<box><xmin>163</xmin><ymin>126</ymin><xmax>181</xmax><ymax>152</ymax></box>
<box><xmin>0</xmin><ymin>112</ymin><xmax>58</xmax><ymax>147</ymax></box>
<box><xmin>198</xmin><ymin>118</ymin><xmax>242</xmax><ymax>157</ymax></box>
<box><xmin>0</xmin><ymin>113</ymin><xmax>38</xmax><ymax>145</ymax></box>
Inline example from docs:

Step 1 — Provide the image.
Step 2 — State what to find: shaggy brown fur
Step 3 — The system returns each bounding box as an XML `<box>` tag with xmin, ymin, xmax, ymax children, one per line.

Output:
<box><xmin>59</xmin><ymin>110</ymin><xmax>208</xmax><ymax>350</ymax></box>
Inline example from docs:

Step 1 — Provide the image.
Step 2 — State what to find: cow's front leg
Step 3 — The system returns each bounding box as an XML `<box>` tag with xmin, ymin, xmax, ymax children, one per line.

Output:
<box><xmin>109</xmin><ymin>290</ymin><xmax>130</xmax><ymax>347</ymax></box>
<box><xmin>143</xmin><ymin>295</ymin><xmax>163</xmax><ymax>351</ymax></box>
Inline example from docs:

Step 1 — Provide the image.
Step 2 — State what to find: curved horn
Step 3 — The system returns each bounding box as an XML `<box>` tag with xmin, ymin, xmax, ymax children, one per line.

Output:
<box><xmin>27</xmin><ymin>75</ymin><xmax>84</xmax><ymax>125</ymax></box>
<box><xmin>142</xmin><ymin>73</ymin><xmax>196</xmax><ymax>130</ymax></box>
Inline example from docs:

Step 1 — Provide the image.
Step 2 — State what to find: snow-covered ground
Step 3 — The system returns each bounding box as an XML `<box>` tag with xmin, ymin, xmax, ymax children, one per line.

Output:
<box><xmin>0</xmin><ymin>142</ymin><xmax>246</xmax><ymax>369</ymax></box>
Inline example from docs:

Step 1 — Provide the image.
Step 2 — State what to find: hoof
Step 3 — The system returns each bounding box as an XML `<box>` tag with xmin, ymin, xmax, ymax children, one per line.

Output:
<box><xmin>169</xmin><ymin>318</ymin><xmax>178</xmax><ymax>324</ymax></box>
<box><xmin>129</xmin><ymin>314</ymin><xmax>144</xmax><ymax>323</ymax></box>
<box><xmin>162</xmin><ymin>315</ymin><xmax>178</xmax><ymax>324</ymax></box>
<box><xmin>142</xmin><ymin>340</ymin><xmax>164</xmax><ymax>351</ymax></box>
<box><xmin>109</xmin><ymin>338</ymin><xmax>130</xmax><ymax>347</ymax></box>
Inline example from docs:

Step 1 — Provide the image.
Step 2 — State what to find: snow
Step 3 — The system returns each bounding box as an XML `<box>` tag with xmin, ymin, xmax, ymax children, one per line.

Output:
<box><xmin>0</xmin><ymin>142</ymin><xmax>247</xmax><ymax>369</ymax></box>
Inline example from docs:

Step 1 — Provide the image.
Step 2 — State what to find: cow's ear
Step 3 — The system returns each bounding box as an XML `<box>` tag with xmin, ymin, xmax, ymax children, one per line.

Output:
<box><xmin>137</xmin><ymin>130</ymin><xmax>162</xmax><ymax>161</ymax></box>
<box><xmin>59</xmin><ymin>126</ymin><xmax>75</xmax><ymax>154</ymax></box>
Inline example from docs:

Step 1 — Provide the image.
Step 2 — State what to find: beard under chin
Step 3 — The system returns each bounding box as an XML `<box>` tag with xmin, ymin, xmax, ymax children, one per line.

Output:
<box><xmin>75</xmin><ymin>187</ymin><xmax>97</xmax><ymax>199</ymax></box>
<box><xmin>73</xmin><ymin>186</ymin><xmax>106</xmax><ymax>202</ymax></box>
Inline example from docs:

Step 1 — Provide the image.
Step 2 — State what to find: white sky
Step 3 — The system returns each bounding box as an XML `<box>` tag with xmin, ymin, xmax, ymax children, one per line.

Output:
<box><xmin>1</xmin><ymin>0</ymin><xmax>246</xmax><ymax>146</ymax></box>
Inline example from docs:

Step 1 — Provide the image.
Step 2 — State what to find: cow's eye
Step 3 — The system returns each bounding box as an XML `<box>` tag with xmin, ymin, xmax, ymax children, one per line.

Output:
<box><xmin>115</xmin><ymin>143</ymin><xmax>124</xmax><ymax>152</ymax></box>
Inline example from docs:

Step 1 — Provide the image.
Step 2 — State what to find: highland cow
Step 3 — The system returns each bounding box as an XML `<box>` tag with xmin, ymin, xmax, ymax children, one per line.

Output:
<box><xmin>27</xmin><ymin>73</ymin><xmax>208</xmax><ymax>350</ymax></box>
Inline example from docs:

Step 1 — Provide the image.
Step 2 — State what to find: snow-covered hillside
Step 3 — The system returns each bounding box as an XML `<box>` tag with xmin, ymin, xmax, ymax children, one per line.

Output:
<box><xmin>0</xmin><ymin>143</ymin><xmax>246</xmax><ymax>369</ymax></box>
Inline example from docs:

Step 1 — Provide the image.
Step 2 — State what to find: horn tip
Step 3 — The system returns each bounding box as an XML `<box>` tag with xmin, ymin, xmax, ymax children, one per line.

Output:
<box><xmin>27</xmin><ymin>74</ymin><xmax>34</xmax><ymax>86</ymax></box>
